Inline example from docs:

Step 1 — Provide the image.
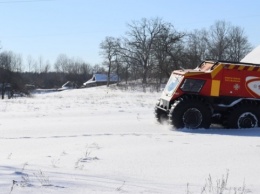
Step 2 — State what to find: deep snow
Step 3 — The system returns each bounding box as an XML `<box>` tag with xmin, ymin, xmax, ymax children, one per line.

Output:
<box><xmin>0</xmin><ymin>86</ymin><xmax>260</xmax><ymax>194</ymax></box>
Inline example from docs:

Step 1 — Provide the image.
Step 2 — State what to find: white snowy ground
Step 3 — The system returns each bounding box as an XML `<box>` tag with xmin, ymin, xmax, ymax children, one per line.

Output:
<box><xmin>0</xmin><ymin>86</ymin><xmax>260</xmax><ymax>194</ymax></box>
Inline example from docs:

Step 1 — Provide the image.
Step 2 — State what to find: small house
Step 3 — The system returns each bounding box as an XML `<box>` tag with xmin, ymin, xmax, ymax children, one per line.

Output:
<box><xmin>83</xmin><ymin>74</ymin><xmax>119</xmax><ymax>87</ymax></box>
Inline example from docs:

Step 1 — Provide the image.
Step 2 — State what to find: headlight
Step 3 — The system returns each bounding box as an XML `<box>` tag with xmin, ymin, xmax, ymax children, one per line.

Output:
<box><xmin>180</xmin><ymin>79</ymin><xmax>205</xmax><ymax>93</ymax></box>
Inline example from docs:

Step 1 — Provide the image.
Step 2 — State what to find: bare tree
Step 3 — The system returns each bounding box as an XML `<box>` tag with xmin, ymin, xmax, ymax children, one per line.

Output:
<box><xmin>124</xmin><ymin>18</ymin><xmax>170</xmax><ymax>84</ymax></box>
<box><xmin>152</xmin><ymin>23</ymin><xmax>185</xmax><ymax>82</ymax></box>
<box><xmin>54</xmin><ymin>54</ymin><xmax>71</xmax><ymax>74</ymax></box>
<box><xmin>79</xmin><ymin>63</ymin><xmax>92</xmax><ymax>75</ymax></box>
<box><xmin>207</xmin><ymin>21</ymin><xmax>232</xmax><ymax>60</ymax></box>
<box><xmin>206</xmin><ymin>20</ymin><xmax>251</xmax><ymax>61</ymax></box>
<box><xmin>27</xmin><ymin>55</ymin><xmax>34</xmax><ymax>72</ymax></box>
<box><xmin>100</xmin><ymin>36</ymin><xmax>120</xmax><ymax>86</ymax></box>
<box><xmin>185</xmin><ymin>20</ymin><xmax>252</xmax><ymax>64</ymax></box>
<box><xmin>185</xmin><ymin>29</ymin><xmax>208</xmax><ymax>67</ymax></box>
<box><xmin>92</xmin><ymin>64</ymin><xmax>105</xmax><ymax>74</ymax></box>
<box><xmin>0</xmin><ymin>51</ymin><xmax>19</xmax><ymax>98</ymax></box>
<box><xmin>115</xmin><ymin>52</ymin><xmax>132</xmax><ymax>84</ymax></box>
<box><xmin>226</xmin><ymin>26</ymin><xmax>252</xmax><ymax>61</ymax></box>
<box><xmin>43</xmin><ymin>60</ymin><xmax>51</xmax><ymax>73</ymax></box>
<box><xmin>12</xmin><ymin>54</ymin><xmax>23</xmax><ymax>72</ymax></box>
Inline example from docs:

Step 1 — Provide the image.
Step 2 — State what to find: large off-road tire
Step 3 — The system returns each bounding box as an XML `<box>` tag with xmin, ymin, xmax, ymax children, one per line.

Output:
<box><xmin>169</xmin><ymin>98</ymin><xmax>212</xmax><ymax>129</ymax></box>
<box><xmin>226</xmin><ymin>104</ymin><xmax>260</xmax><ymax>129</ymax></box>
<box><xmin>154</xmin><ymin>105</ymin><xmax>168</xmax><ymax>123</ymax></box>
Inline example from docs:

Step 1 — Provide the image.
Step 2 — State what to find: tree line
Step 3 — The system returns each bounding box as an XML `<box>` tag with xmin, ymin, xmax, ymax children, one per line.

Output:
<box><xmin>100</xmin><ymin>18</ymin><xmax>252</xmax><ymax>86</ymax></box>
<box><xmin>0</xmin><ymin>18</ymin><xmax>253</xmax><ymax>94</ymax></box>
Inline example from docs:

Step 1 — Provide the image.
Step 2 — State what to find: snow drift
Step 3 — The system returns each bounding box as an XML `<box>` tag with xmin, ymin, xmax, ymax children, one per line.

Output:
<box><xmin>0</xmin><ymin>86</ymin><xmax>259</xmax><ymax>193</ymax></box>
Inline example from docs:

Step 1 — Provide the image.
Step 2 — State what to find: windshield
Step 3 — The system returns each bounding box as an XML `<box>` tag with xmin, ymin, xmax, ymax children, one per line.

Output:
<box><xmin>164</xmin><ymin>74</ymin><xmax>183</xmax><ymax>95</ymax></box>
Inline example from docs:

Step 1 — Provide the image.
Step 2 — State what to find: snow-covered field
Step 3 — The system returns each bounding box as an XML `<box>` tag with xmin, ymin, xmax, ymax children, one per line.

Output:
<box><xmin>1</xmin><ymin>86</ymin><xmax>260</xmax><ymax>194</ymax></box>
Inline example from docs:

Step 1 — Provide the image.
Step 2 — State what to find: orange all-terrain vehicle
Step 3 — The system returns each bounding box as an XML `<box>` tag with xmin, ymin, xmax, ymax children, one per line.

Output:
<box><xmin>155</xmin><ymin>60</ymin><xmax>260</xmax><ymax>129</ymax></box>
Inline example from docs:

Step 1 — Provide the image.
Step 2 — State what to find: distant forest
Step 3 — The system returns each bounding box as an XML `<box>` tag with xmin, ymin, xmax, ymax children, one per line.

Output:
<box><xmin>0</xmin><ymin>18</ymin><xmax>253</xmax><ymax>93</ymax></box>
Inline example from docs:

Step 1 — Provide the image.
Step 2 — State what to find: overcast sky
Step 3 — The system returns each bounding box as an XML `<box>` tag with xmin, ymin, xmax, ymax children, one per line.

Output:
<box><xmin>0</xmin><ymin>0</ymin><xmax>260</xmax><ymax>66</ymax></box>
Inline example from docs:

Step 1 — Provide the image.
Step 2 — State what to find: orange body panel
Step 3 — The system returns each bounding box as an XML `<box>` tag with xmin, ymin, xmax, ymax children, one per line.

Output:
<box><xmin>172</xmin><ymin>61</ymin><xmax>260</xmax><ymax>99</ymax></box>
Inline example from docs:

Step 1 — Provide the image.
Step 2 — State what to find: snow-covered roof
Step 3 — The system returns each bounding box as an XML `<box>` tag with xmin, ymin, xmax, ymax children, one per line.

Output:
<box><xmin>241</xmin><ymin>45</ymin><xmax>260</xmax><ymax>64</ymax></box>
<box><xmin>83</xmin><ymin>74</ymin><xmax>119</xmax><ymax>85</ymax></box>
<box><xmin>93</xmin><ymin>74</ymin><xmax>119</xmax><ymax>82</ymax></box>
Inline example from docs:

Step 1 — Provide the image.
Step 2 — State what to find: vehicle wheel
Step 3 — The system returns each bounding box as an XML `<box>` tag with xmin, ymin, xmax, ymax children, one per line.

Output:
<box><xmin>169</xmin><ymin>98</ymin><xmax>212</xmax><ymax>129</ymax></box>
<box><xmin>155</xmin><ymin>106</ymin><xmax>168</xmax><ymax>123</ymax></box>
<box><xmin>226</xmin><ymin>105</ymin><xmax>260</xmax><ymax>129</ymax></box>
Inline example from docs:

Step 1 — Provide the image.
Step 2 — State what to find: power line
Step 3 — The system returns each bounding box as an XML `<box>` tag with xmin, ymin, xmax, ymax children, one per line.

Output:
<box><xmin>0</xmin><ymin>0</ymin><xmax>56</xmax><ymax>3</ymax></box>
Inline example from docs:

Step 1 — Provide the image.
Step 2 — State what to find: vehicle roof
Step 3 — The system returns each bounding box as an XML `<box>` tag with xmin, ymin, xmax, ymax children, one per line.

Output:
<box><xmin>205</xmin><ymin>60</ymin><xmax>260</xmax><ymax>66</ymax></box>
